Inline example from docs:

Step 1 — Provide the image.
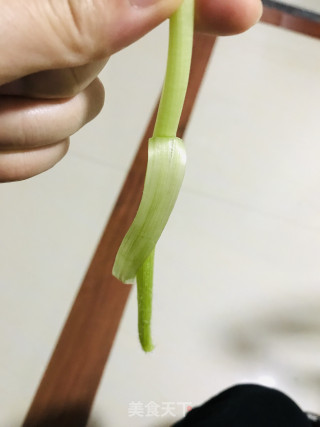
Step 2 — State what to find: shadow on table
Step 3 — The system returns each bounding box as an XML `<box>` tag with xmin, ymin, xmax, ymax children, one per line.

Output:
<box><xmin>215</xmin><ymin>296</ymin><xmax>320</xmax><ymax>413</ymax></box>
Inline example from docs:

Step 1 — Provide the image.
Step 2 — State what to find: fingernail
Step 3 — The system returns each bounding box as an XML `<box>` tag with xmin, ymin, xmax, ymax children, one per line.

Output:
<box><xmin>129</xmin><ymin>0</ymin><xmax>160</xmax><ymax>7</ymax></box>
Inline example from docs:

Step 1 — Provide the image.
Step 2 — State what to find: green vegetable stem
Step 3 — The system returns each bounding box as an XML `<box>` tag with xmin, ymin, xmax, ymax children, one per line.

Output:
<box><xmin>113</xmin><ymin>0</ymin><xmax>194</xmax><ymax>351</ymax></box>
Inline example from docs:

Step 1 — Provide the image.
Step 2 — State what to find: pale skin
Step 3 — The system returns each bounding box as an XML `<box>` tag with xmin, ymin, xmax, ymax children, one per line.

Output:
<box><xmin>0</xmin><ymin>0</ymin><xmax>262</xmax><ymax>182</ymax></box>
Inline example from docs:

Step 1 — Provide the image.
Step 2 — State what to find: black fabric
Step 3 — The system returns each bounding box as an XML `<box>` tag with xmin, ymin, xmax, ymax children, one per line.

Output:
<box><xmin>306</xmin><ymin>413</ymin><xmax>320</xmax><ymax>426</ymax></box>
<box><xmin>173</xmin><ymin>384</ymin><xmax>312</xmax><ymax>427</ymax></box>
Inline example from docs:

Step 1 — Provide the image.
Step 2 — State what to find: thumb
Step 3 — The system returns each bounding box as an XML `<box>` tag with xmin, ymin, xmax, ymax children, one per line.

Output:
<box><xmin>0</xmin><ymin>0</ymin><xmax>182</xmax><ymax>85</ymax></box>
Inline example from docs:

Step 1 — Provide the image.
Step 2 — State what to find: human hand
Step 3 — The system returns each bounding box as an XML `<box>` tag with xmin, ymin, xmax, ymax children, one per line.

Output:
<box><xmin>0</xmin><ymin>0</ymin><xmax>262</xmax><ymax>182</ymax></box>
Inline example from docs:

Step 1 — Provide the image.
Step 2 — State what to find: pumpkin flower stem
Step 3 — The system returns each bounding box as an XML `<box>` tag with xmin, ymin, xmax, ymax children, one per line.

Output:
<box><xmin>113</xmin><ymin>0</ymin><xmax>194</xmax><ymax>352</ymax></box>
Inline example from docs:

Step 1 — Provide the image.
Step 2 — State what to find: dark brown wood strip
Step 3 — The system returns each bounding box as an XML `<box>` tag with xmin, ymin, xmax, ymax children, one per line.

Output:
<box><xmin>23</xmin><ymin>32</ymin><xmax>216</xmax><ymax>427</ymax></box>
<box><xmin>262</xmin><ymin>5</ymin><xmax>320</xmax><ymax>39</ymax></box>
<box><xmin>262</xmin><ymin>0</ymin><xmax>320</xmax><ymax>22</ymax></box>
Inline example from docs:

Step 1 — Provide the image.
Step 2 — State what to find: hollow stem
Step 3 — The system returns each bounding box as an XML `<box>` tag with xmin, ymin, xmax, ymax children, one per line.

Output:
<box><xmin>153</xmin><ymin>0</ymin><xmax>194</xmax><ymax>138</ymax></box>
<box><xmin>137</xmin><ymin>0</ymin><xmax>194</xmax><ymax>351</ymax></box>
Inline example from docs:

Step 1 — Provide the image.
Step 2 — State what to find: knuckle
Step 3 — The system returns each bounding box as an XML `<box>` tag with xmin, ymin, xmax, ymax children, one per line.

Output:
<box><xmin>61</xmin><ymin>0</ymin><xmax>112</xmax><ymax>61</ymax></box>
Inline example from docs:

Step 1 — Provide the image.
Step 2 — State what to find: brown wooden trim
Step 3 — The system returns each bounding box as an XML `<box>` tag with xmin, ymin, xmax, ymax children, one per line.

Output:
<box><xmin>22</xmin><ymin>32</ymin><xmax>216</xmax><ymax>427</ymax></box>
<box><xmin>262</xmin><ymin>5</ymin><xmax>320</xmax><ymax>39</ymax></box>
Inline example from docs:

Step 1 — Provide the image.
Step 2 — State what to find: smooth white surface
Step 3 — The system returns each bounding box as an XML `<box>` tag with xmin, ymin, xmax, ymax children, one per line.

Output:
<box><xmin>1</xmin><ymin>17</ymin><xmax>320</xmax><ymax>427</ymax></box>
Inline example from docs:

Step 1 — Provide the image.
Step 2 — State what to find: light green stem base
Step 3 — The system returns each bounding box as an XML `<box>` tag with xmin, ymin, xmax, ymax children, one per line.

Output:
<box><xmin>136</xmin><ymin>249</ymin><xmax>155</xmax><ymax>352</ymax></box>
<box><xmin>136</xmin><ymin>0</ymin><xmax>194</xmax><ymax>352</ymax></box>
<box><xmin>112</xmin><ymin>0</ymin><xmax>194</xmax><ymax>352</ymax></box>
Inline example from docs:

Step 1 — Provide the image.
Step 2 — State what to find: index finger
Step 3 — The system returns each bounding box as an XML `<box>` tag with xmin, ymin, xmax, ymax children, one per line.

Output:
<box><xmin>196</xmin><ymin>0</ymin><xmax>263</xmax><ymax>35</ymax></box>
<box><xmin>0</xmin><ymin>0</ymin><xmax>182</xmax><ymax>85</ymax></box>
